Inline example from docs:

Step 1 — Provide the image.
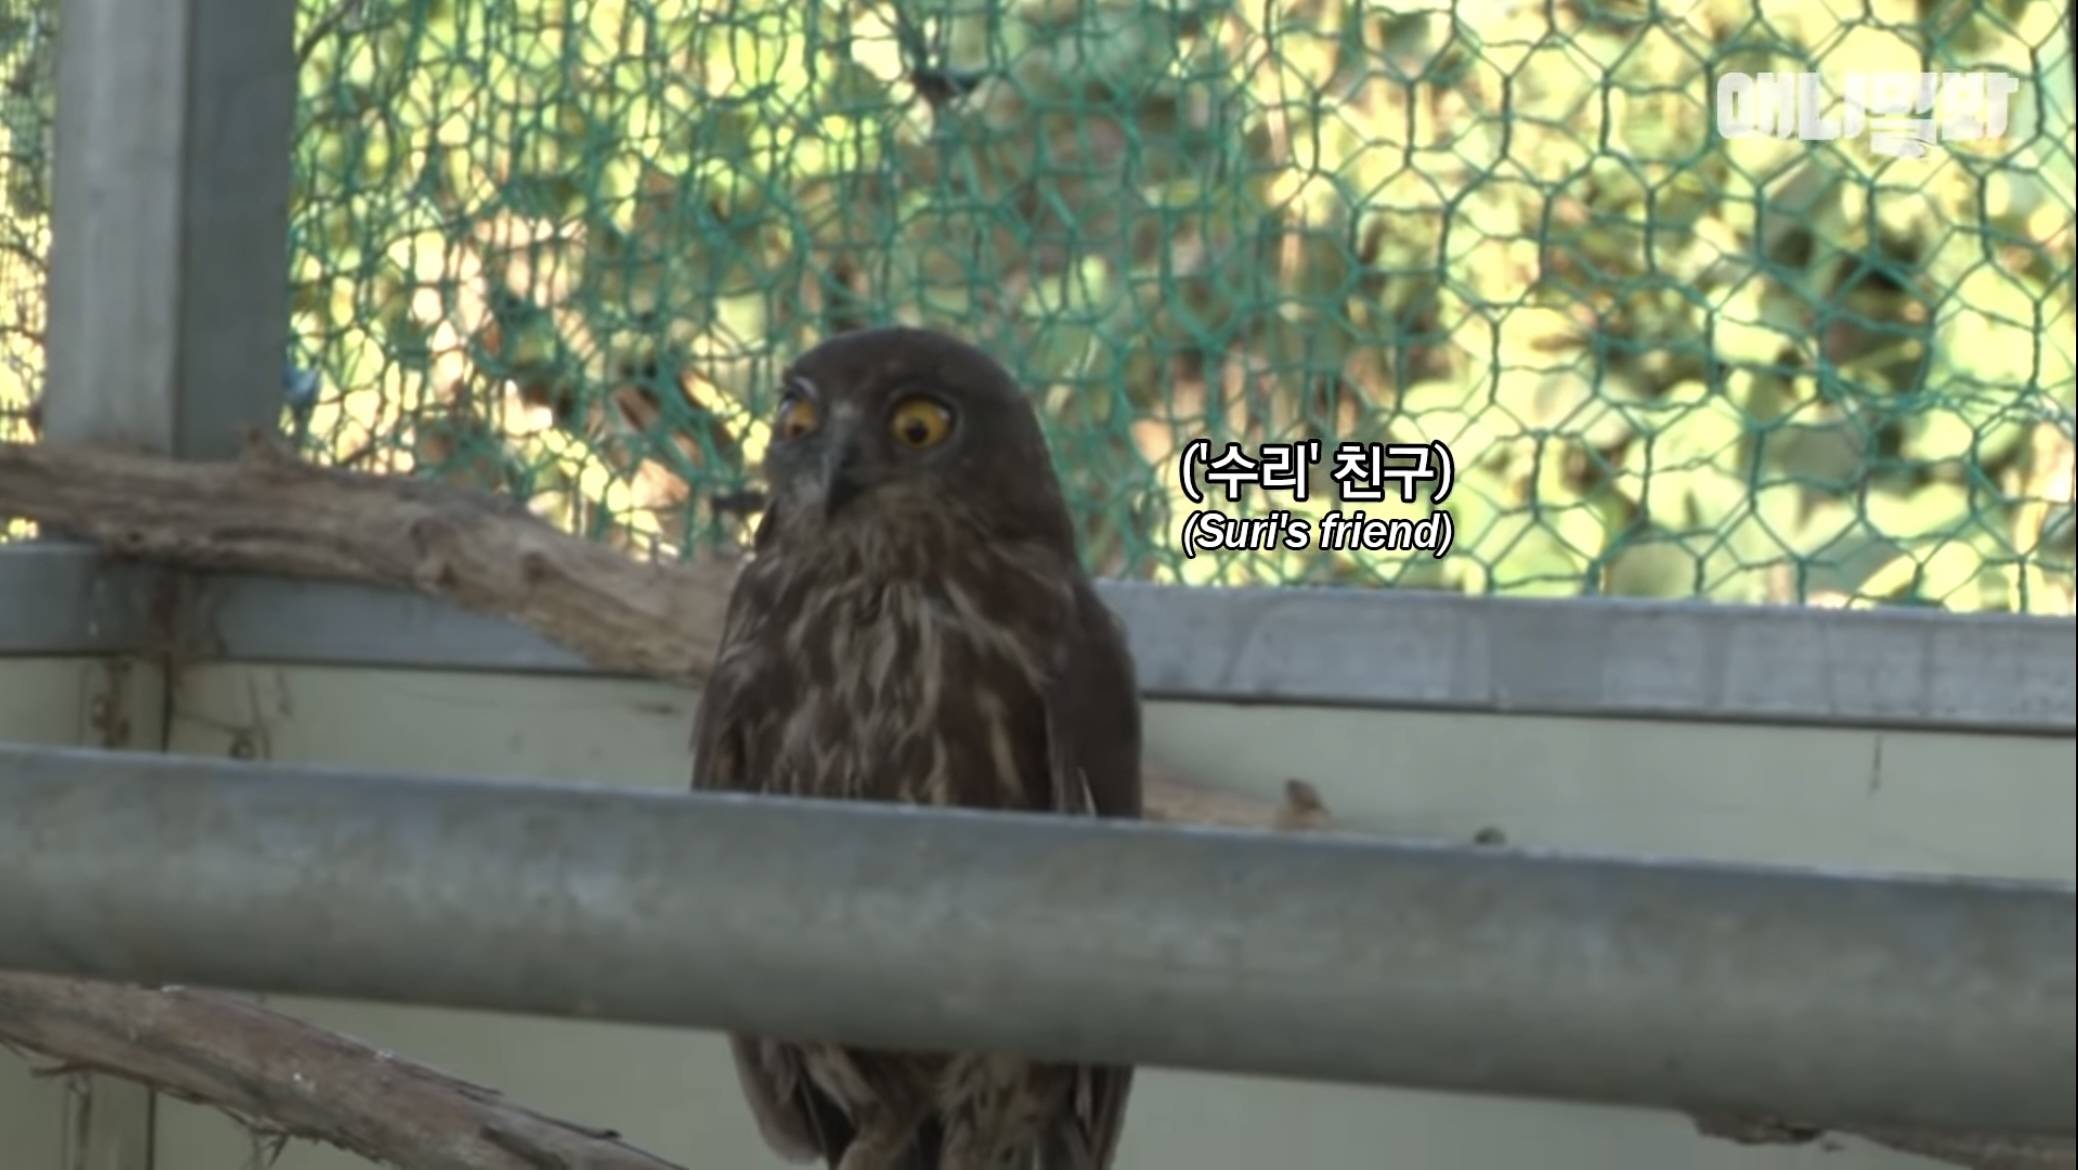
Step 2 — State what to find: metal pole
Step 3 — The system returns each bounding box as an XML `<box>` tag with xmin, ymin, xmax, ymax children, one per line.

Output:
<box><xmin>36</xmin><ymin>1</ymin><xmax>295</xmax><ymax>1151</ymax></box>
<box><xmin>1</xmin><ymin>744</ymin><xmax>2071</xmax><ymax>1135</ymax></box>
<box><xmin>43</xmin><ymin>0</ymin><xmax>296</xmax><ymax>457</ymax></box>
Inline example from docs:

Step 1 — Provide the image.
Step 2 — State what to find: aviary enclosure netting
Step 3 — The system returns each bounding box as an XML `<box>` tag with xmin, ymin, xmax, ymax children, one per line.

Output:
<box><xmin>2</xmin><ymin>0</ymin><xmax>2073</xmax><ymax>611</ymax></box>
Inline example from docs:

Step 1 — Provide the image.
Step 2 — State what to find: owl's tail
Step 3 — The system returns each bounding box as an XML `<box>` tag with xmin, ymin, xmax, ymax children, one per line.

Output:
<box><xmin>864</xmin><ymin>1120</ymin><xmax>1093</xmax><ymax>1170</ymax></box>
<box><xmin>895</xmin><ymin>1118</ymin><xmax>945</xmax><ymax>1170</ymax></box>
<box><xmin>1035</xmin><ymin>1120</ymin><xmax>1098</xmax><ymax>1170</ymax></box>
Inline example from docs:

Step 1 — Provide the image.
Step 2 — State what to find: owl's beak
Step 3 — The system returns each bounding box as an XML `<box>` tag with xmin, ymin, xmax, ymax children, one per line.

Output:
<box><xmin>820</xmin><ymin>438</ymin><xmax>866</xmax><ymax>519</ymax></box>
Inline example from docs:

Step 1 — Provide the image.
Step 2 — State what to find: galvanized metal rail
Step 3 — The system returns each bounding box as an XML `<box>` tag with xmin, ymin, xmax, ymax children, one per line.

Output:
<box><xmin>2</xmin><ymin>744</ymin><xmax>2070</xmax><ymax>1136</ymax></box>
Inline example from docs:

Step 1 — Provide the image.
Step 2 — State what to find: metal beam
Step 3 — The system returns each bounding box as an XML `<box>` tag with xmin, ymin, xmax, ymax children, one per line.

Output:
<box><xmin>4</xmin><ymin>545</ymin><xmax>2072</xmax><ymax>734</ymax></box>
<box><xmin>0</xmin><ymin>546</ymin><xmax>164</xmax><ymax>656</ymax></box>
<box><xmin>1</xmin><ymin>744</ymin><xmax>2070</xmax><ymax>1135</ymax></box>
<box><xmin>1104</xmin><ymin>580</ymin><xmax>2076</xmax><ymax>734</ymax></box>
<box><xmin>42</xmin><ymin>0</ymin><xmax>296</xmax><ymax>457</ymax></box>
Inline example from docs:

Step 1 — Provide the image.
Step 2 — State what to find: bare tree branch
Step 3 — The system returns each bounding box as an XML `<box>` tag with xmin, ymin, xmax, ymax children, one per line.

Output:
<box><xmin>1</xmin><ymin>434</ymin><xmax>735</xmax><ymax>684</ymax></box>
<box><xmin>0</xmin><ymin>971</ymin><xmax>686</xmax><ymax>1170</ymax></box>
<box><xmin>1693</xmin><ymin>1112</ymin><xmax>2074</xmax><ymax>1170</ymax></box>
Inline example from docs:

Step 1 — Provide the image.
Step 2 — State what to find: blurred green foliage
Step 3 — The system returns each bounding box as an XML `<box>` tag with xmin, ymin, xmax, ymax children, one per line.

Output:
<box><xmin>0</xmin><ymin>0</ymin><xmax>52</xmax><ymax>465</ymax></box>
<box><xmin>4</xmin><ymin>0</ymin><xmax>2075</xmax><ymax>611</ymax></box>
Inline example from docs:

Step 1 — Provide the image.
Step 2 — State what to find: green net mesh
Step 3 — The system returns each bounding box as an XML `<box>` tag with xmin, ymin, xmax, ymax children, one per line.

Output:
<box><xmin>0</xmin><ymin>0</ymin><xmax>52</xmax><ymax>462</ymax></box>
<box><xmin>8</xmin><ymin>0</ymin><xmax>2078</xmax><ymax>611</ymax></box>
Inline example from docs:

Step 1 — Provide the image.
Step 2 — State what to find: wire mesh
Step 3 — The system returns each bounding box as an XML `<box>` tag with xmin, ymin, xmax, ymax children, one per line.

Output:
<box><xmin>0</xmin><ymin>0</ymin><xmax>52</xmax><ymax>456</ymax></box>
<box><xmin>10</xmin><ymin>0</ymin><xmax>2078</xmax><ymax>610</ymax></box>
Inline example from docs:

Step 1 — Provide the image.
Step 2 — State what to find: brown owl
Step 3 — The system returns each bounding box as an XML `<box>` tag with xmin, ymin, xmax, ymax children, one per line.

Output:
<box><xmin>691</xmin><ymin>326</ymin><xmax>1142</xmax><ymax>1170</ymax></box>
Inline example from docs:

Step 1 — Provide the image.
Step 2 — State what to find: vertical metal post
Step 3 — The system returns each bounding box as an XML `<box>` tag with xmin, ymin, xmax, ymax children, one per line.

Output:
<box><xmin>36</xmin><ymin>0</ymin><xmax>299</xmax><ymax>1163</ymax></box>
<box><xmin>43</xmin><ymin>0</ymin><xmax>297</xmax><ymax>457</ymax></box>
<box><xmin>48</xmin><ymin>659</ymin><xmax>162</xmax><ymax>1170</ymax></box>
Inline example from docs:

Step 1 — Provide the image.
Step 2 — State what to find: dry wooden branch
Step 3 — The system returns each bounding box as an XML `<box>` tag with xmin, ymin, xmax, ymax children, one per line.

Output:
<box><xmin>2</xmin><ymin>435</ymin><xmax>736</xmax><ymax>685</ymax></box>
<box><xmin>0</xmin><ymin>971</ymin><xmax>686</xmax><ymax>1170</ymax></box>
<box><xmin>1862</xmin><ymin>1133</ymin><xmax>2074</xmax><ymax>1170</ymax></box>
<box><xmin>1693</xmin><ymin>1112</ymin><xmax>2075</xmax><ymax>1170</ymax></box>
<box><xmin>0</xmin><ymin>435</ymin><xmax>1325</xmax><ymax>831</ymax></box>
<box><xmin>4</xmin><ymin>435</ymin><xmax>2067</xmax><ymax>1170</ymax></box>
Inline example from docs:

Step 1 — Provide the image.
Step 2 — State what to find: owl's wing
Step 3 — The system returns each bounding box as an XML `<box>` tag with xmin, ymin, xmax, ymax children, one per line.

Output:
<box><xmin>721</xmin><ymin>1034</ymin><xmax>855</xmax><ymax>1165</ymax></box>
<box><xmin>1041</xmin><ymin>579</ymin><xmax>1143</xmax><ymax>1167</ymax></box>
<box><xmin>1044</xmin><ymin>579</ymin><xmax>1143</xmax><ymax>820</ymax></box>
<box><xmin>692</xmin><ymin>618</ymin><xmax>855</xmax><ymax>1166</ymax></box>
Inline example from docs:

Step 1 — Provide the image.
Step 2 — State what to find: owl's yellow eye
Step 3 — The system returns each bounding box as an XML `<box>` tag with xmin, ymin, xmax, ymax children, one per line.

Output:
<box><xmin>774</xmin><ymin>393</ymin><xmax>819</xmax><ymax>441</ymax></box>
<box><xmin>889</xmin><ymin>396</ymin><xmax>954</xmax><ymax>449</ymax></box>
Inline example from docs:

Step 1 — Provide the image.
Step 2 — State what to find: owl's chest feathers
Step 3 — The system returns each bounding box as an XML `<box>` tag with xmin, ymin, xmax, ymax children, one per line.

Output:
<box><xmin>730</xmin><ymin>545</ymin><xmax>1070</xmax><ymax>808</ymax></box>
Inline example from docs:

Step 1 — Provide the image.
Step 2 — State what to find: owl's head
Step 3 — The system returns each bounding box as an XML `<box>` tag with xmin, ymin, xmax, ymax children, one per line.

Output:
<box><xmin>756</xmin><ymin>327</ymin><xmax>1074</xmax><ymax>550</ymax></box>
